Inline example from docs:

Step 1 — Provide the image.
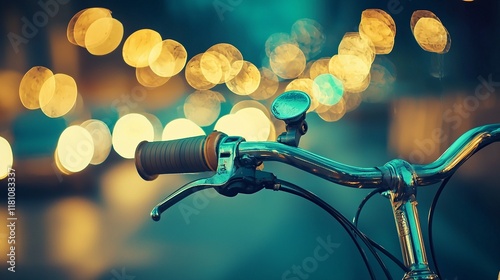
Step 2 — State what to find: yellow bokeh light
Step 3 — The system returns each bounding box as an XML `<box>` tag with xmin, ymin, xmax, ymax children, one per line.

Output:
<box><xmin>215</xmin><ymin>108</ymin><xmax>271</xmax><ymax>141</ymax></box>
<box><xmin>413</xmin><ymin>17</ymin><xmax>450</xmax><ymax>54</ymax></box>
<box><xmin>136</xmin><ymin>66</ymin><xmax>170</xmax><ymax>88</ymax></box>
<box><xmin>285</xmin><ymin>78</ymin><xmax>319</xmax><ymax>112</ymax></box>
<box><xmin>19</xmin><ymin>66</ymin><xmax>53</xmax><ymax>110</ymax></box>
<box><xmin>317</xmin><ymin>96</ymin><xmax>346</xmax><ymax>122</ymax></box>
<box><xmin>226</xmin><ymin>60</ymin><xmax>261</xmax><ymax>95</ymax></box>
<box><xmin>0</xmin><ymin>137</ymin><xmax>13</xmax><ymax>180</ymax></box>
<box><xmin>410</xmin><ymin>10</ymin><xmax>440</xmax><ymax>33</ymax></box>
<box><xmin>54</xmin><ymin>148</ymin><xmax>73</xmax><ymax>175</ymax></box>
<box><xmin>112</xmin><ymin>113</ymin><xmax>155</xmax><ymax>159</ymax></box>
<box><xmin>237</xmin><ymin>108</ymin><xmax>271</xmax><ymax>141</ymax></box>
<box><xmin>70</xmin><ymin>7</ymin><xmax>112</xmax><ymax>47</ymax></box>
<box><xmin>269</xmin><ymin>43</ymin><xmax>307</xmax><ymax>79</ymax></box>
<box><xmin>329</xmin><ymin>54</ymin><xmax>371</xmax><ymax>93</ymax></box>
<box><xmin>57</xmin><ymin>125</ymin><xmax>95</xmax><ymax>173</ymax></box>
<box><xmin>67</xmin><ymin>9</ymin><xmax>85</xmax><ymax>45</ymax></box>
<box><xmin>80</xmin><ymin>119</ymin><xmax>112</xmax><ymax>165</ymax></box>
<box><xmin>290</xmin><ymin>18</ymin><xmax>326</xmax><ymax>60</ymax></box>
<box><xmin>84</xmin><ymin>17</ymin><xmax>124</xmax><ymax>55</ymax></box>
<box><xmin>359</xmin><ymin>9</ymin><xmax>396</xmax><ymax>55</ymax></box>
<box><xmin>338</xmin><ymin>32</ymin><xmax>376</xmax><ymax>66</ymax></box>
<box><xmin>162</xmin><ymin>118</ymin><xmax>205</xmax><ymax>141</ymax></box>
<box><xmin>143</xmin><ymin>113</ymin><xmax>163</xmax><ymax>141</ymax></box>
<box><xmin>183</xmin><ymin>90</ymin><xmax>222</xmax><ymax>127</ymax></box>
<box><xmin>265</xmin><ymin>33</ymin><xmax>297</xmax><ymax>57</ymax></box>
<box><xmin>148</xmin><ymin>39</ymin><xmax>188</xmax><ymax>77</ymax></box>
<box><xmin>349</xmin><ymin>72</ymin><xmax>371</xmax><ymax>94</ymax></box>
<box><xmin>214</xmin><ymin>107</ymin><xmax>271</xmax><ymax>141</ymax></box>
<box><xmin>230</xmin><ymin>100</ymin><xmax>270</xmax><ymax>119</ymax></box>
<box><xmin>249</xmin><ymin>67</ymin><xmax>279</xmax><ymax>100</ymax></box>
<box><xmin>298</xmin><ymin>60</ymin><xmax>315</xmax><ymax>79</ymax></box>
<box><xmin>201</xmin><ymin>43</ymin><xmax>244</xmax><ymax>84</ymax></box>
<box><xmin>122</xmin><ymin>29</ymin><xmax>162</xmax><ymax>68</ymax></box>
<box><xmin>309</xmin><ymin>58</ymin><xmax>330</xmax><ymax>80</ymax></box>
<box><xmin>39</xmin><ymin>73</ymin><xmax>78</xmax><ymax>118</ymax></box>
<box><xmin>199</xmin><ymin>51</ymin><xmax>226</xmax><ymax>84</ymax></box>
<box><xmin>185</xmin><ymin>53</ymin><xmax>217</xmax><ymax>90</ymax></box>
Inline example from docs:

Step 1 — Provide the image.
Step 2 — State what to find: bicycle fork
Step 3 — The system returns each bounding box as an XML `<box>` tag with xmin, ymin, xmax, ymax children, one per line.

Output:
<box><xmin>382</xmin><ymin>159</ymin><xmax>440</xmax><ymax>280</ymax></box>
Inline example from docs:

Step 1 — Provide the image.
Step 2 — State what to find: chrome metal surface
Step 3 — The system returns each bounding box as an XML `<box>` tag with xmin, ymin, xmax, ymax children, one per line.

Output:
<box><xmin>414</xmin><ymin>124</ymin><xmax>500</xmax><ymax>185</ymax></box>
<box><xmin>383</xmin><ymin>159</ymin><xmax>438</xmax><ymax>279</ymax></box>
<box><xmin>150</xmin><ymin>136</ymin><xmax>244</xmax><ymax>221</ymax></box>
<box><xmin>238</xmin><ymin>124</ymin><xmax>500</xmax><ymax>189</ymax></box>
<box><xmin>237</xmin><ymin>141</ymin><xmax>384</xmax><ymax>188</ymax></box>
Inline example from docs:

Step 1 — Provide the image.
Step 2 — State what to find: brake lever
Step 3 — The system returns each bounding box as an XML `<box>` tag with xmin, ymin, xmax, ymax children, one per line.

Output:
<box><xmin>150</xmin><ymin>135</ymin><xmax>243</xmax><ymax>221</ymax></box>
<box><xmin>151</xmin><ymin>135</ymin><xmax>277</xmax><ymax>221</ymax></box>
<box><xmin>151</xmin><ymin>178</ymin><xmax>219</xmax><ymax>221</ymax></box>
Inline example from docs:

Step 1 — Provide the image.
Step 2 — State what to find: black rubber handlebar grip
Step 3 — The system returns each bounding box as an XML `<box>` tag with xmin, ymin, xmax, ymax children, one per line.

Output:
<box><xmin>135</xmin><ymin>131</ymin><xmax>226</xmax><ymax>180</ymax></box>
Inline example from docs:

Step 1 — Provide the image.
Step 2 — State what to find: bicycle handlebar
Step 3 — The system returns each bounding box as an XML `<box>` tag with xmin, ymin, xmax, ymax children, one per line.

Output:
<box><xmin>134</xmin><ymin>116</ymin><xmax>500</xmax><ymax>279</ymax></box>
<box><xmin>135</xmin><ymin>124</ymin><xmax>500</xmax><ymax>187</ymax></box>
<box><xmin>413</xmin><ymin>123</ymin><xmax>500</xmax><ymax>185</ymax></box>
<box><xmin>135</xmin><ymin>131</ymin><xmax>225</xmax><ymax>180</ymax></box>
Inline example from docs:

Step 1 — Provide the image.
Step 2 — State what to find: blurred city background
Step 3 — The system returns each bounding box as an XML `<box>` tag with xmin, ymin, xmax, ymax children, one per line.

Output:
<box><xmin>0</xmin><ymin>0</ymin><xmax>499</xmax><ymax>279</ymax></box>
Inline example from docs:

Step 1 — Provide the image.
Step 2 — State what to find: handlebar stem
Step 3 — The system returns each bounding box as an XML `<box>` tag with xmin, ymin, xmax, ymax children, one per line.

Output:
<box><xmin>382</xmin><ymin>159</ymin><xmax>440</xmax><ymax>280</ymax></box>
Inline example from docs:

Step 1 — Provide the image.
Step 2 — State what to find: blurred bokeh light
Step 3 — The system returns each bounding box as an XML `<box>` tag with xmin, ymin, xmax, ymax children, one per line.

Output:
<box><xmin>359</xmin><ymin>9</ymin><xmax>396</xmax><ymax>55</ymax></box>
<box><xmin>84</xmin><ymin>17</ymin><xmax>124</xmax><ymax>55</ymax></box>
<box><xmin>225</xmin><ymin>60</ymin><xmax>260</xmax><ymax>95</ymax></box>
<box><xmin>0</xmin><ymin>137</ymin><xmax>13</xmax><ymax>179</ymax></box>
<box><xmin>19</xmin><ymin>66</ymin><xmax>53</xmax><ymax>110</ymax></box>
<box><xmin>80</xmin><ymin>119</ymin><xmax>112</xmax><ymax>165</ymax></box>
<box><xmin>112</xmin><ymin>113</ymin><xmax>156</xmax><ymax>159</ymax></box>
<box><xmin>56</xmin><ymin>125</ymin><xmax>94</xmax><ymax>173</ymax></box>
<box><xmin>411</xmin><ymin>10</ymin><xmax>451</xmax><ymax>54</ymax></box>
<box><xmin>215</xmin><ymin>107</ymin><xmax>271</xmax><ymax>141</ymax></box>
<box><xmin>39</xmin><ymin>73</ymin><xmax>78</xmax><ymax>118</ymax></box>
<box><xmin>183</xmin><ymin>90</ymin><xmax>222</xmax><ymax>127</ymax></box>
<box><xmin>148</xmin><ymin>39</ymin><xmax>187</xmax><ymax>78</ymax></box>
<box><xmin>122</xmin><ymin>29</ymin><xmax>162</xmax><ymax>68</ymax></box>
<box><xmin>162</xmin><ymin>118</ymin><xmax>205</xmax><ymax>140</ymax></box>
<box><xmin>0</xmin><ymin>1</ymin><xmax>499</xmax><ymax>280</ymax></box>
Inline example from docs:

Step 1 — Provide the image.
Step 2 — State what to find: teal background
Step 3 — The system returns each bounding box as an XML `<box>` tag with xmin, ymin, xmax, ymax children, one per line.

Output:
<box><xmin>0</xmin><ymin>0</ymin><xmax>499</xmax><ymax>279</ymax></box>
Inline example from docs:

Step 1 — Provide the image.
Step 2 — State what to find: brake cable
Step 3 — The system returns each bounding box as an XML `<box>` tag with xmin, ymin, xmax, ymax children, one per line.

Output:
<box><xmin>271</xmin><ymin>179</ymin><xmax>395</xmax><ymax>280</ymax></box>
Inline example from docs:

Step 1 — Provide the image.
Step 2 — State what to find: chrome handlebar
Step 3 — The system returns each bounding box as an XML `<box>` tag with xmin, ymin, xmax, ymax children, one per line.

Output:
<box><xmin>413</xmin><ymin>123</ymin><xmax>500</xmax><ymax>185</ymax></box>
<box><xmin>144</xmin><ymin>123</ymin><xmax>500</xmax><ymax>220</ymax></box>
<box><xmin>237</xmin><ymin>123</ymin><xmax>500</xmax><ymax>188</ymax></box>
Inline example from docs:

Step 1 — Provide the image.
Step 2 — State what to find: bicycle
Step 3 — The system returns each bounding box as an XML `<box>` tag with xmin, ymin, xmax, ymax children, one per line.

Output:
<box><xmin>134</xmin><ymin>90</ymin><xmax>500</xmax><ymax>280</ymax></box>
